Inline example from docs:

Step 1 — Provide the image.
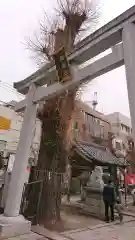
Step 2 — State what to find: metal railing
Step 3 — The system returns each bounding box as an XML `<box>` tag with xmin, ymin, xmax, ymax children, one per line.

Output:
<box><xmin>20</xmin><ymin>169</ymin><xmax>66</xmax><ymax>224</ymax></box>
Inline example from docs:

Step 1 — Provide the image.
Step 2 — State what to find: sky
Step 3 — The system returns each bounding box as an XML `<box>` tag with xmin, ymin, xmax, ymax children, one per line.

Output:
<box><xmin>0</xmin><ymin>0</ymin><xmax>135</xmax><ymax>117</ymax></box>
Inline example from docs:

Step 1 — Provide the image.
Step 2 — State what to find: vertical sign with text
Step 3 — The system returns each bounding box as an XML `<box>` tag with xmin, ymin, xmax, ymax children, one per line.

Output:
<box><xmin>53</xmin><ymin>47</ymin><xmax>71</xmax><ymax>83</ymax></box>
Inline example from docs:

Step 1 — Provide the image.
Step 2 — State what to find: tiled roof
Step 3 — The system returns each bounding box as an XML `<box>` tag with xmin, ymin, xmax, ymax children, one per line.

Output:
<box><xmin>74</xmin><ymin>142</ymin><xmax>127</xmax><ymax>167</ymax></box>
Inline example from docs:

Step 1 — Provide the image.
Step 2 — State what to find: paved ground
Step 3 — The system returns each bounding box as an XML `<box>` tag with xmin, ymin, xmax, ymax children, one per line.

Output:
<box><xmin>6</xmin><ymin>232</ymin><xmax>48</xmax><ymax>240</ymax></box>
<box><xmin>6</xmin><ymin>195</ymin><xmax>135</xmax><ymax>239</ymax></box>
<box><xmin>59</xmin><ymin>210</ymin><xmax>103</xmax><ymax>232</ymax></box>
<box><xmin>7</xmin><ymin>216</ymin><xmax>135</xmax><ymax>240</ymax></box>
<box><xmin>62</xmin><ymin>216</ymin><xmax>135</xmax><ymax>240</ymax></box>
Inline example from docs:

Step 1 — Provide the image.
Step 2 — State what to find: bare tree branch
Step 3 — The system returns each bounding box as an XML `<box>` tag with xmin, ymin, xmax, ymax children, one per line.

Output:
<box><xmin>26</xmin><ymin>0</ymin><xmax>100</xmax><ymax>66</ymax></box>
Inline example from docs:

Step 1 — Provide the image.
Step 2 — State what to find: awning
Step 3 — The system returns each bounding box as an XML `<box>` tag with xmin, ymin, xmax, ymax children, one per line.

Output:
<box><xmin>74</xmin><ymin>142</ymin><xmax>127</xmax><ymax>167</ymax></box>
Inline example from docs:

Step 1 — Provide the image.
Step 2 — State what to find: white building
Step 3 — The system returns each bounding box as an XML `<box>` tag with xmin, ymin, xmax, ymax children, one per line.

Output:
<box><xmin>0</xmin><ymin>101</ymin><xmax>41</xmax><ymax>162</ymax></box>
<box><xmin>106</xmin><ymin>112</ymin><xmax>132</xmax><ymax>157</ymax></box>
<box><xmin>106</xmin><ymin>112</ymin><xmax>132</xmax><ymax>137</ymax></box>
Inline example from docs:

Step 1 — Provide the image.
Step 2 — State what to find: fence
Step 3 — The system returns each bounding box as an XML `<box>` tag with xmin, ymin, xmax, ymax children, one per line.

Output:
<box><xmin>20</xmin><ymin>180</ymin><xmax>43</xmax><ymax>224</ymax></box>
<box><xmin>20</xmin><ymin>169</ymin><xmax>66</xmax><ymax>224</ymax></box>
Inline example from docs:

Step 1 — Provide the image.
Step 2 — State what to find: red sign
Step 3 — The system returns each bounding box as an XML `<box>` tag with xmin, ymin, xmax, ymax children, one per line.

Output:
<box><xmin>126</xmin><ymin>174</ymin><xmax>135</xmax><ymax>185</ymax></box>
<box><xmin>26</xmin><ymin>167</ymin><xmax>30</xmax><ymax>173</ymax></box>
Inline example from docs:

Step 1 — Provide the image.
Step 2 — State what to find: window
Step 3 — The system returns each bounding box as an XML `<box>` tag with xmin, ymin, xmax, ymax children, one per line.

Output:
<box><xmin>96</xmin><ymin>119</ymin><xmax>100</xmax><ymax>124</ymax></box>
<box><xmin>74</xmin><ymin>121</ymin><xmax>78</xmax><ymax>139</ymax></box>
<box><xmin>92</xmin><ymin>116</ymin><xmax>96</xmax><ymax>122</ymax></box>
<box><xmin>85</xmin><ymin>113</ymin><xmax>89</xmax><ymax>121</ymax></box>
<box><xmin>127</xmin><ymin>127</ymin><xmax>130</xmax><ymax>133</ymax></box>
<box><xmin>100</xmin><ymin>125</ymin><xmax>104</xmax><ymax>138</ymax></box>
<box><xmin>74</xmin><ymin>121</ymin><xmax>78</xmax><ymax>130</ymax></box>
<box><xmin>121</xmin><ymin>124</ymin><xmax>130</xmax><ymax>133</ymax></box>
<box><xmin>115</xmin><ymin>141</ymin><xmax>121</xmax><ymax>150</ymax></box>
<box><xmin>0</xmin><ymin>140</ymin><xmax>6</xmax><ymax>150</ymax></box>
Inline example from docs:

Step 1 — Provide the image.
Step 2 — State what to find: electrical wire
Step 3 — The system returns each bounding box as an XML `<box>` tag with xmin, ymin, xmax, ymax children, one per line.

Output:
<box><xmin>0</xmin><ymin>81</ymin><xmax>25</xmax><ymax>102</ymax></box>
<box><xmin>0</xmin><ymin>83</ymin><xmax>23</xmax><ymax>97</ymax></box>
<box><xmin>0</xmin><ymin>80</ymin><xmax>24</xmax><ymax>97</ymax></box>
<box><xmin>0</xmin><ymin>85</ymin><xmax>24</xmax><ymax>101</ymax></box>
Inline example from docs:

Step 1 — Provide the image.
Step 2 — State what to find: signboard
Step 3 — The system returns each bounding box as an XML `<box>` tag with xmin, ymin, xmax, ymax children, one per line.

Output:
<box><xmin>126</xmin><ymin>174</ymin><xmax>135</xmax><ymax>185</ymax></box>
<box><xmin>7</xmin><ymin>154</ymin><xmax>15</xmax><ymax>172</ymax></box>
<box><xmin>53</xmin><ymin>47</ymin><xmax>71</xmax><ymax>83</ymax></box>
<box><xmin>0</xmin><ymin>116</ymin><xmax>11</xmax><ymax>130</ymax></box>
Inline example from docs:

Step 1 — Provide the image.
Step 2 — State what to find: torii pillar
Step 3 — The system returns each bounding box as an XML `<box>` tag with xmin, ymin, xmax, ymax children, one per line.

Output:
<box><xmin>122</xmin><ymin>23</ymin><xmax>135</xmax><ymax>141</ymax></box>
<box><xmin>0</xmin><ymin>84</ymin><xmax>37</xmax><ymax>238</ymax></box>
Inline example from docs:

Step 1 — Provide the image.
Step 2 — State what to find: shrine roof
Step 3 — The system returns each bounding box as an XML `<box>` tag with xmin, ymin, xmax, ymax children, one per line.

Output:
<box><xmin>74</xmin><ymin>142</ymin><xmax>127</xmax><ymax>167</ymax></box>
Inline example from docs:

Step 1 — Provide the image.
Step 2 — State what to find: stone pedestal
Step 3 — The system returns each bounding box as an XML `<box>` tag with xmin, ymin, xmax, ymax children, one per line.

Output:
<box><xmin>85</xmin><ymin>187</ymin><xmax>104</xmax><ymax>218</ymax></box>
<box><xmin>84</xmin><ymin>166</ymin><xmax>105</xmax><ymax>219</ymax></box>
<box><xmin>0</xmin><ymin>215</ymin><xmax>31</xmax><ymax>239</ymax></box>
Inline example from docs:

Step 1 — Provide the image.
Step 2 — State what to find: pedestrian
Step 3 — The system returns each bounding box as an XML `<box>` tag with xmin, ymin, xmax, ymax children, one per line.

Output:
<box><xmin>103</xmin><ymin>179</ymin><xmax>116</xmax><ymax>222</ymax></box>
<box><xmin>115</xmin><ymin>198</ymin><xmax>124</xmax><ymax>223</ymax></box>
<box><xmin>131</xmin><ymin>188</ymin><xmax>135</xmax><ymax>206</ymax></box>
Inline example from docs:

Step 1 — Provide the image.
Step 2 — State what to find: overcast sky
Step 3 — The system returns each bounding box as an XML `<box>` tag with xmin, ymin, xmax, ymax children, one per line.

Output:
<box><xmin>0</xmin><ymin>0</ymin><xmax>135</xmax><ymax>117</ymax></box>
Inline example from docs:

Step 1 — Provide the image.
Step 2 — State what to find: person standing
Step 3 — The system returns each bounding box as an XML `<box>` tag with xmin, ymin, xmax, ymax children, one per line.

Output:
<box><xmin>131</xmin><ymin>188</ymin><xmax>135</xmax><ymax>206</ymax></box>
<box><xmin>115</xmin><ymin>198</ymin><xmax>124</xmax><ymax>223</ymax></box>
<box><xmin>103</xmin><ymin>179</ymin><xmax>116</xmax><ymax>222</ymax></box>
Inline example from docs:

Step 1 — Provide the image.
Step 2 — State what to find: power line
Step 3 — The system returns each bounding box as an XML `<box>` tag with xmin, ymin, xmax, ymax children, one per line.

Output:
<box><xmin>0</xmin><ymin>80</ymin><xmax>22</xmax><ymax>94</ymax></box>
<box><xmin>0</xmin><ymin>85</ymin><xmax>24</xmax><ymax>100</ymax></box>
<box><xmin>0</xmin><ymin>86</ymin><xmax>23</xmax><ymax>101</ymax></box>
<box><xmin>0</xmin><ymin>81</ymin><xmax>24</xmax><ymax>99</ymax></box>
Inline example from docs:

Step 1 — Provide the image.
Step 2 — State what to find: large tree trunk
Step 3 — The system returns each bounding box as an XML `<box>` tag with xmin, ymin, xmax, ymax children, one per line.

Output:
<box><xmin>28</xmin><ymin>92</ymin><xmax>75</xmax><ymax>226</ymax></box>
<box><xmin>26</xmin><ymin>5</ymin><xmax>90</xmax><ymax>227</ymax></box>
<box><xmin>36</xmin><ymin>100</ymin><xmax>66</xmax><ymax>226</ymax></box>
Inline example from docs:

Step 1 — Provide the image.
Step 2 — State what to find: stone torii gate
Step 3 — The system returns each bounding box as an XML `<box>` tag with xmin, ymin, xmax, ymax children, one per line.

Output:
<box><xmin>0</xmin><ymin>5</ymin><xmax>135</xmax><ymax>238</ymax></box>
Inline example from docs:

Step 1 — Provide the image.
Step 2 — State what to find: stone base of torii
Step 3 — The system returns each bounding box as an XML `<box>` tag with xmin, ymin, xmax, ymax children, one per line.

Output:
<box><xmin>0</xmin><ymin>8</ymin><xmax>135</xmax><ymax>238</ymax></box>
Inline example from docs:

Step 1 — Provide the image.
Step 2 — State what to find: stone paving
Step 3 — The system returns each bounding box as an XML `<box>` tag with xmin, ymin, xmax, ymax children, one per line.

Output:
<box><xmin>6</xmin><ymin>232</ymin><xmax>48</xmax><ymax>240</ymax></box>
<box><xmin>7</xmin><ymin>216</ymin><xmax>135</xmax><ymax>240</ymax></box>
<box><xmin>61</xmin><ymin>216</ymin><xmax>135</xmax><ymax>240</ymax></box>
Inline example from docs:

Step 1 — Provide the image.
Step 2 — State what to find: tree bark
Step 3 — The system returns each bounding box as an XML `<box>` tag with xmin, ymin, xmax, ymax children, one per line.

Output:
<box><xmin>26</xmin><ymin>6</ymin><xmax>90</xmax><ymax>227</ymax></box>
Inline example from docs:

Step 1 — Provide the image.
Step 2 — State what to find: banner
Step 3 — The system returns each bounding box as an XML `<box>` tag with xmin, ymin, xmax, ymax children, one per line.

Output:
<box><xmin>126</xmin><ymin>174</ymin><xmax>135</xmax><ymax>185</ymax></box>
<box><xmin>0</xmin><ymin>116</ymin><xmax>11</xmax><ymax>130</ymax></box>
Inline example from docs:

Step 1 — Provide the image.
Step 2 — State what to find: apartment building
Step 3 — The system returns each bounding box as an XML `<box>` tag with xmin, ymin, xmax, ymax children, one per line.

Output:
<box><xmin>106</xmin><ymin>112</ymin><xmax>132</xmax><ymax>157</ymax></box>
<box><xmin>70</xmin><ymin>100</ymin><xmax>111</xmax><ymax>146</ymax></box>
<box><xmin>106</xmin><ymin>112</ymin><xmax>132</xmax><ymax>137</ymax></box>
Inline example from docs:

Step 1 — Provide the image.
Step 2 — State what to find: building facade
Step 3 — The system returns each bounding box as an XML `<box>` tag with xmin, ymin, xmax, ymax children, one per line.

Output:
<box><xmin>105</xmin><ymin>112</ymin><xmax>132</xmax><ymax>158</ymax></box>
<box><xmin>69</xmin><ymin>100</ymin><xmax>111</xmax><ymax>146</ymax></box>
<box><xmin>0</xmin><ymin>101</ymin><xmax>41</xmax><ymax>162</ymax></box>
<box><xmin>0</xmin><ymin>100</ymin><xmax>132</xmax><ymax>168</ymax></box>
<box><xmin>106</xmin><ymin>112</ymin><xmax>132</xmax><ymax>137</ymax></box>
